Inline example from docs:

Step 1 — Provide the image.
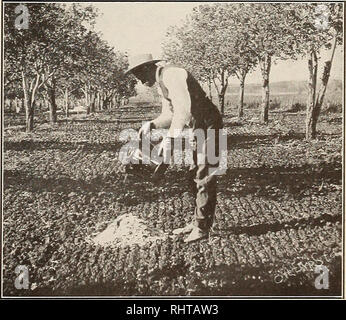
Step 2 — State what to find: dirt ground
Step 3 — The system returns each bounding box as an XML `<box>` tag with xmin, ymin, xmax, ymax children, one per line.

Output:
<box><xmin>2</xmin><ymin>107</ymin><xmax>343</xmax><ymax>296</ymax></box>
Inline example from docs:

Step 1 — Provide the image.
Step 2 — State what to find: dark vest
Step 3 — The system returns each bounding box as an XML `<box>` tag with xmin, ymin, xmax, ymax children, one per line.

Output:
<box><xmin>157</xmin><ymin>65</ymin><xmax>222</xmax><ymax>129</ymax></box>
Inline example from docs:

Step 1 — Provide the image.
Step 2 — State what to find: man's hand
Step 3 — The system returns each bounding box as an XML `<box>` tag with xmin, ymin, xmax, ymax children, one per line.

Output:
<box><xmin>138</xmin><ymin>121</ymin><xmax>155</xmax><ymax>139</ymax></box>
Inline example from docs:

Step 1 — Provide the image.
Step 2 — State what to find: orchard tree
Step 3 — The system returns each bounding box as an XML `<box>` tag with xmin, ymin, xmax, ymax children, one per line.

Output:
<box><xmin>4</xmin><ymin>3</ymin><xmax>49</xmax><ymax>131</ymax></box>
<box><xmin>96</xmin><ymin>50</ymin><xmax>136</xmax><ymax>110</ymax></box>
<box><xmin>240</xmin><ymin>3</ymin><xmax>302</xmax><ymax>123</ymax></box>
<box><xmin>163</xmin><ymin>4</ymin><xmax>240</xmax><ymax>115</ymax></box>
<box><xmin>4</xmin><ymin>80</ymin><xmax>24</xmax><ymax>113</ymax></box>
<box><xmin>163</xmin><ymin>19</ymin><xmax>211</xmax><ymax>83</ymax></box>
<box><xmin>221</xmin><ymin>3</ymin><xmax>258</xmax><ymax>118</ymax></box>
<box><xmin>234</xmin><ymin>55</ymin><xmax>257</xmax><ymax>118</ymax></box>
<box><xmin>43</xmin><ymin>4</ymin><xmax>98</xmax><ymax>123</ymax></box>
<box><xmin>74</xmin><ymin>31</ymin><xmax>135</xmax><ymax>113</ymax></box>
<box><xmin>4</xmin><ymin>58</ymin><xmax>23</xmax><ymax>113</ymax></box>
<box><xmin>293</xmin><ymin>3</ymin><xmax>343</xmax><ymax>140</ymax></box>
<box><xmin>4</xmin><ymin>3</ymin><xmax>97</xmax><ymax>130</ymax></box>
<box><xmin>163</xmin><ymin>3</ymin><xmax>298</xmax><ymax>119</ymax></box>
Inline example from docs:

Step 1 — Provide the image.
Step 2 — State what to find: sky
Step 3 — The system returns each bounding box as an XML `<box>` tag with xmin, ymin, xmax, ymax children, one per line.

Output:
<box><xmin>94</xmin><ymin>2</ymin><xmax>343</xmax><ymax>84</ymax></box>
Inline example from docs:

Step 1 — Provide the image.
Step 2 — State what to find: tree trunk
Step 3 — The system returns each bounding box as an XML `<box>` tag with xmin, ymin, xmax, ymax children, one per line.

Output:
<box><xmin>306</xmin><ymin>35</ymin><xmax>337</xmax><ymax>140</ymax></box>
<box><xmin>238</xmin><ymin>75</ymin><xmax>246</xmax><ymax>118</ymax></box>
<box><xmin>218</xmin><ymin>94</ymin><xmax>225</xmax><ymax>115</ymax></box>
<box><xmin>5</xmin><ymin>99</ymin><xmax>11</xmax><ymax>112</ymax></box>
<box><xmin>15</xmin><ymin>97</ymin><xmax>21</xmax><ymax>114</ymax></box>
<box><xmin>64</xmin><ymin>88</ymin><xmax>69</xmax><ymax>118</ymax></box>
<box><xmin>103</xmin><ymin>92</ymin><xmax>107</xmax><ymax>110</ymax></box>
<box><xmin>48</xmin><ymin>80</ymin><xmax>57</xmax><ymax>124</ymax></box>
<box><xmin>26</xmin><ymin>104</ymin><xmax>35</xmax><ymax>131</ymax></box>
<box><xmin>14</xmin><ymin>97</ymin><xmax>23</xmax><ymax>113</ymax></box>
<box><xmin>104</xmin><ymin>96</ymin><xmax>110</xmax><ymax>110</ymax></box>
<box><xmin>259</xmin><ymin>54</ymin><xmax>271</xmax><ymax>123</ymax></box>
<box><xmin>96</xmin><ymin>92</ymin><xmax>100</xmax><ymax>111</ymax></box>
<box><xmin>44</xmin><ymin>97</ymin><xmax>49</xmax><ymax>111</ymax></box>
<box><xmin>38</xmin><ymin>101</ymin><xmax>43</xmax><ymax>112</ymax></box>
<box><xmin>115</xmin><ymin>94</ymin><xmax>121</xmax><ymax>108</ymax></box>
<box><xmin>112</xmin><ymin>96</ymin><xmax>116</xmax><ymax>109</ymax></box>
<box><xmin>90</xmin><ymin>93</ymin><xmax>96</xmax><ymax>113</ymax></box>
<box><xmin>220</xmin><ymin>81</ymin><xmax>228</xmax><ymax>115</ymax></box>
<box><xmin>99</xmin><ymin>93</ymin><xmax>103</xmax><ymax>110</ymax></box>
<box><xmin>103</xmin><ymin>93</ymin><xmax>107</xmax><ymax>110</ymax></box>
<box><xmin>305</xmin><ymin>50</ymin><xmax>318</xmax><ymax>140</ymax></box>
<box><xmin>48</xmin><ymin>95</ymin><xmax>57</xmax><ymax>124</ymax></box>
<box><xmin>22</xmin><ymin>73</ymin><xmax>34</xmax><ymax>132</ymax></box>
<box><xmin>208</xmin><ymin>76</ymin><xmax>212</xmax><ymax>100</ymax></box>
<box><xmin>23</xmin><ymin>94</ymin><xmax>34</xmax><ymax>132</ymax></box>
<box><xmin>109</xmin><ymin>95</ymin><xmax>113</xmax><ymax>109</ymax></box>
<box><xmin>213</xmin><ymin>72</ymin><xmax>228</xmax><ymax>116</ymax></box>
<box><xmin>85</xmin><ymin>84</ymin><xmax>90</xmax><ymax>114</ymax></box>
<box><xmin>315</xmin><ymin>60</ymin><xmax>333</xmax><ymax>117</ymax></box>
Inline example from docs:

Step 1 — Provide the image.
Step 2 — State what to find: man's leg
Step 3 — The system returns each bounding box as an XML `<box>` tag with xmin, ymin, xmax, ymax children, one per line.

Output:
<box><xmin>173</xmin><ymin>122</ymin><xmax>221</xmax><ymax>241</ymax></box>
<box><xmin>184</xmin><ymin>126</ymin><xmax>220</xmax><ymax>242</ymax></box>
<box><xmin>171</xmin><ymin>147</ymin><xmax>198</xmax><ymax>236</ymax></box>
<box><xmin>193</xmin><ymin>163</ymin><xmax>217</xmax><ymax>232</ymax></box>
<box><xmin>172</xmin><ymin>162</ymin><xmax>216</xmax><ymax>239</ymax></box>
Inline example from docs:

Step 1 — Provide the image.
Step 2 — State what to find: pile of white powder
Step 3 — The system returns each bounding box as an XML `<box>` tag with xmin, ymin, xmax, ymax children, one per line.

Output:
<box><xmin>92</xmin><ymin>213</ymin><xmax>168</xmax><ymax>247</ymax></box>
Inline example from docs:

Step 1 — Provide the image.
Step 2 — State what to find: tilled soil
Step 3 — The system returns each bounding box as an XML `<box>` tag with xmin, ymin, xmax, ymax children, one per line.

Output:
<box><xmin>2</xmin><ymin>109</ymin><xmax>343</xmax><ymax>296</ymax></box>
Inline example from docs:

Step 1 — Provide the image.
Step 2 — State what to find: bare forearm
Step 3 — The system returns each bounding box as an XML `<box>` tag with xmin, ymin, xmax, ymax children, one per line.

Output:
<box><xmin>152</xmin><ymin>113</ymin><xmax>172</xmax><ymax>129</ymax></box>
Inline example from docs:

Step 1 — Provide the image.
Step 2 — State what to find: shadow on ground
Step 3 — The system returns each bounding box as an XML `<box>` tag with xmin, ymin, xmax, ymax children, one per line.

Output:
<box><xmin>4</xmin><ymin>139</ymin><xmax>122</xmax><ymax>153</ymax></box>
<box><xmin>4</xmin><ymin>159</ymin><xmax>341</xmax><ymax>206</ymax></box>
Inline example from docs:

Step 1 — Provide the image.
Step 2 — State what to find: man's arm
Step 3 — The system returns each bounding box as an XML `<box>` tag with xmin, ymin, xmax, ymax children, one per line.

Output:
<box><xmin>163</xmin><ymin>68</ymin><xmax>192</xmax><ymax>138</ymax></box>
<box><xmin>151</xmin><ymin>97</ymin><xmax>173</xmax><ymax>129</ymax></box>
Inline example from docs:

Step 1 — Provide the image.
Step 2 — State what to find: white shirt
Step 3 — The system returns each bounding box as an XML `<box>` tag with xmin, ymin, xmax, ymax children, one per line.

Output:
<box><xmin>152</xmin><ymin>67</ymin><xmax>192</xmax><ymax>138</ymax></box>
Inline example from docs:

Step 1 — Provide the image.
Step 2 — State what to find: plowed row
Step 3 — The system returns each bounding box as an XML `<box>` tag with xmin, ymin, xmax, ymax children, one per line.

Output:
<box><xmin>3</xmin><ymin>110</ymin><xmax>342</xmax><ymax>296</ymax></box>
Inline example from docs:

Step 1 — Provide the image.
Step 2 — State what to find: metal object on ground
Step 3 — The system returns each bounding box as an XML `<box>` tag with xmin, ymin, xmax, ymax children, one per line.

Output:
<box><xmin>123</xmin><ymin>134</ymin><xmax>169</xmax><ymax>180</ymax></box>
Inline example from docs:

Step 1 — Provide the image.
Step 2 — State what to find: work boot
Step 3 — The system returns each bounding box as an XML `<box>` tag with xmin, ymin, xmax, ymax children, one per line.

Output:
<box><xmin>184</xmin><ymin>227</ymin><xmax>209</xmax><ymax>243</ymax></box>
<box><xmin>172</xmin><ymin>222</ymin><xmax>194</xmax><ymax>235</ymax></box>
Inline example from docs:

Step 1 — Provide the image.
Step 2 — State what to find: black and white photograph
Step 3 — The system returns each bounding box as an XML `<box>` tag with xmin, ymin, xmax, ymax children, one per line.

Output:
<box><xmin>1</xmin><ymin>1</ymin><xmax>344</xmax><ymax>301</ymax></box>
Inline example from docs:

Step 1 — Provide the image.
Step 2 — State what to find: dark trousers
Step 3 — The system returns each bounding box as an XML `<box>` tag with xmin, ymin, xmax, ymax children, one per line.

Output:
<box><xmin>189</xmin><ymin>114</ymin><xmax>223</xmax><ymax>231</ymax></box>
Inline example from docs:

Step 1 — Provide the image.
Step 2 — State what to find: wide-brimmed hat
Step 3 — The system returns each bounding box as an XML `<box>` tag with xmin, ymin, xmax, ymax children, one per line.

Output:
<box><xmin>125</xmin><ymin>54</ymin><xmax>162</xmax><ymax>75</ymax></box>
